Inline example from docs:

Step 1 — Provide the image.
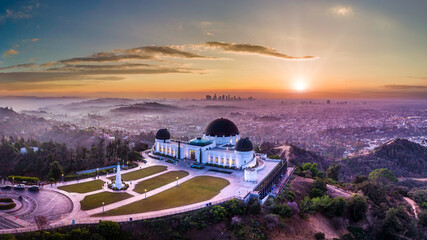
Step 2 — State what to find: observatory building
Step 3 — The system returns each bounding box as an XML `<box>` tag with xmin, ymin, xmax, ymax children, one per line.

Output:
<box><xmin>153</xmin><ymin>118</ymin><xmax>256</xmax><ymax>169</ymax></box>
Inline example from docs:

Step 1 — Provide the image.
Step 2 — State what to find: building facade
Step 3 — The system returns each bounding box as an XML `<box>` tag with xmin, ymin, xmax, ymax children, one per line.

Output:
<box><xmin>153</xmin><ymin>118</ymin><xmax>256</xmax><ymax>169</ymax></box>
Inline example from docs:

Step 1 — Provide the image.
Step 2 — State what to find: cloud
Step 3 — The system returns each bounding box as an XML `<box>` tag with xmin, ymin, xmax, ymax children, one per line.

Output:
<box><xmin>407</xmin><ymin>76</ymin><xmax>427</xmax><ymax>81</ymax></box>
<box><xmin>330</xmin><ymin>6</ymin><xmax>354</xmax><ymax>16</ymax></box>
<box><xmin>202</xmin><ymin>41</ymin><xmax>317</xmax><ymax>60</ymax></box>
<box><xmin>32</xmin><ymin>38</ymin><xmax>39</xmax><ymax>42</ymax></box>
<box><xmin>383</xmin><ymin>85</ymin><xmax>427</xmax><ymax>90</ymax></box>
<box><xmin>0</xmin><ymin>41</ymin><xmax>315</xmax><ymax>86</ymax></box>
<box><xmin>0</xmin><ymin>63</ymin><xmax>37</xmax><ymax>70</ymax></box>
<box><xmin>3</xmin><ymin>49</ymin><xmax>19</xmax><ymax>57</ymax></box>
<box><xmin>0</xmin><ymin>10</ymin><xmax>31</xmax><ymax>22</ymax></box>
<box><xmin>119</xmin><ymin>46</ymin><xmax>208</xmax><ymax>59</ymax></box>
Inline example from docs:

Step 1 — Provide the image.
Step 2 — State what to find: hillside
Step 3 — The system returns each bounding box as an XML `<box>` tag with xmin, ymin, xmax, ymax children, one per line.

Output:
<box><xmin>286</xmin><ymin>144</ymin><xmax>332</xmax><ymax>170</ymax></box>
<box><xmin>340</xmin><ymin>138</ymin><xmax>427</xmax><ymax>181</ymax></box>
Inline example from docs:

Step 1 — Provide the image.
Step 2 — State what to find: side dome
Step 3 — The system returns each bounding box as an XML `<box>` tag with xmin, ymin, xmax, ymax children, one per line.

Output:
<box><xmin>205</xmin><ymin>118</ymin><xmax>239</xmax><ymax>137</ymax></box>
<box><xmin>155</xmin><ymin>129</ymin><xmax>171</xmax><ymax>140</ymax></box>
<box><xmin>235</xmin><ymin>137</ymin><xmax>253</xmax><ymax>152</ymax></box>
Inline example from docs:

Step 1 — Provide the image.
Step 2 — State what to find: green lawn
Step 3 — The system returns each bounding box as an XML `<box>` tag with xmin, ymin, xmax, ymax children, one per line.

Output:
<box><xmin>80</xmin><ymin>192</ymin><xmax>133</xmax><ymax>210</ymax></box>
<box><xmin>58</xmin><ymin>180</ymin><xmax>104</xmax><ymax>193</ymax></box>
<box><xmin>108</xmin><ymin>165</ymin><xmax>167</xmax><ymax>181</ymax></box>
<box><xmin>133</xmin><ymin>171</ymin><xmax>189</xmax><ymax>194</ymax></box>
<box><xmin>93</xmin><ymin>176</ymin><xmax>229</xmax><ymax>217</ymax></box>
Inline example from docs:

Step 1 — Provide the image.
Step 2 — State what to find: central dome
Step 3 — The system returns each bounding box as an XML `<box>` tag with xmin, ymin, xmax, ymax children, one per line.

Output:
<box><xmin>205</xmin><ymin>118</ymin><xmax>239</xmax><ymax>137</ymax></box>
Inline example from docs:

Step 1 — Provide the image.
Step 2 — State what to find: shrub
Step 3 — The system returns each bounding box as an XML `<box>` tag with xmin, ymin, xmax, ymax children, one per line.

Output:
<box><xmin>8</xmin><ymin>175</ymin><xmax>40</xmax><ymax>183</ymax></box>
<box><xmin>68</xmin><ymin>227</ymin><xmax>91</xmax><ymax>240</ymax></box>
<box><xmin>0</xmin><ymin>198</ymin><xmax>13</xmax><ymax>203</ymax></box>
<box><xmin>223</xmin><ymin>199</ymin><xmax>245</xmax><ymax>216</ymax></box>
<box><xmin>0</xmin><ymin>234</ymin><xmax>16</xmax><ymax>240</ymax></box>
<box><xmin>97</xmin><ymin>221</ymin><xmax>120</xmax><ymax>239</ymax></box>
<box><xmin>210</xmin><ymin>205</ymin><xmax>227</xmax><ymax>223</ymax></box>
<box><xmin>312</xmin><ymin>179</ymin><xmax>328</xmax><ymax>193</ymax></box>
<box><xmin>310</xmin><ymin>188</ymin><xmax>325</xmax><ymax>198</ymax></box>
<box><xmin>0</xmin><ymin>202</ymin><xmax>16</xmax><ymax>210</ymax></box>
<box><xmin>268</xmin><ymin>155</ymin><xmax>281</xmax><ymax>159</ymax></box>
<box><xmin>287</xmin><ymin>201</ymin><xmax>299</xmax><ymax>214</ymax></box>
<box><xmin>327</xmin><ymin>163</ymin><xmax>341</xmax><ymax>181</ymax></box>
<box><xmin>368</xmin><ymin>168</ymin><xmax>398</xmax><ymax>186</ymax></box>
<box><xmin>347</xmin><ymin>194</ymin><xmax>368</xmax><ymax>222</ymax></box>
<box><xmin>299</xmin><ymin>196</ymin><xmax>314</xmax><ymax>214</ymax></box>
<box><xmin>272</xmin><ymin>203</ymin><xmax>293</xmax><ymax>218</ymax></box>
<box><xmin>264</xmin><ymin>214</ymin><xmax>279</xmax><ymax>229</ymax></box>
<box><xmin>353</xmin><ymin>175</ymin><xmax>369</xmax><ymax>184</ymax></box>
<box><xmin>326</xmin><ymin>197</ymin><xmax>346</xmax><ymax>217</ymax></box>
<box><xmin>419</xmin><ymin>210</ymin><xmax>427</xmax><ymax>227</ymax></box>
<box><xmin>247</xmin><ymin>198</ymin><xmax>261</xmax><ymax>215</ymax></box>
<box><xmin>314</xmin><ymin>232</ymin><xmax>325</xmax><ymax>240</ymax></box>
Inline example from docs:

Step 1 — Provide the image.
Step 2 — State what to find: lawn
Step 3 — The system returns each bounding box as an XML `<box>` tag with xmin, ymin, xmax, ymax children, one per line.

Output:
<box><xmin>108</xmin><ymin>165</ymin><xmax>167</xmax><ymax>181</ymax></box>
<box><xmin>80</xmin><ymin>192</ymin><xmax>133</xmax><ymax>210</ymax></box>
<box><xmin>133</xmin><ymin>171</ymin><xmax>189</xmax><ymax>194</ymax></box>
<box><xmin>58</xmin><ymin>180</ymin><xmax>104</xmax><ymax>193</ymax></box>
<box><xmin>93</xmin><ymin>176</ymin><xmax>229</xmax><ymax>216</ymax></box>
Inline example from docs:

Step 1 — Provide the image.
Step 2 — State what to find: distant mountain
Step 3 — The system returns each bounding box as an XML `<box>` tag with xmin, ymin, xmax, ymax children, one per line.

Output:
<box><xmin>340</xmin><ymin>138</ymin><xmax>427</xmax><ymax>181</ymax></box>
<box><xmin>110</xmin><ymin>102</ymin><xmax>178</xmax><ymax>113</ymax></box>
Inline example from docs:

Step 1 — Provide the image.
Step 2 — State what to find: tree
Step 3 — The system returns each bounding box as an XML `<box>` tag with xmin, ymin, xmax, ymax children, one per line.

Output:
<box><xmin>347</xmin><ymin>194</ymin><xmax>368</xmax><ymax>222</ymax></box>
<box><xmin>210</xmin><ymin>205</ymin><xmax>227</xmax><ymax>223</ymax></box>
<box><xmin>97</xmin><ymin>221</ymin><xmax>120</xmax><ymax>239</ymax></box>
<box><xmin>326</xmin><ymin>197</ymin><xmax>346</xmax><ymax>217</ymax></box>
<box><xmin>327</xmin><ymin>163</ymin><xmax>341</xmax><ymax>181</ymax></box>
<box><xmin>368</xmin><ymin>168</ymin><xmax>398</xmax><ymax>186</ymax></box>
<box><xmin>34</xmin><ymin>215</ymin><xmax>49</xmax><ymax>230</ymax></box>
<box><xmin>419</xmin><ymin>210</ymin><xmax>427</xmax><ymax>227</ymax></box>
<box><xmin>47</xmin><ymin>161</ymin><xmax>63</xmax><ymax>180</ymax></box>
<box><xmin>223</xmin><ymin>199</ymin><xmax>245</xmax><ymax>216</ymax></box>
<box><xmin>314</xmin><ymin>232</ymin><xmax>325</xmax><ymax>240</ymax></box>
<box><xmin>380</xmin><ymin>207</ymin><xmax>411</xmax><ymax>239</ymax></box>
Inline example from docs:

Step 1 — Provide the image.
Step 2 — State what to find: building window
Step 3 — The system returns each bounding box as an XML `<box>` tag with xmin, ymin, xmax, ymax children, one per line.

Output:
<box><xmin>215</xmin><ymin>157</ymin><xmax>218</xmax><ymax>163</ymax></box>
<box><xmin>221</xmin><ymin>158</ymin><xmax>224</xmax><ymax>164</ymax></box>
<box><xmin>160</xmin><ymin>147</ymin><xmax>163</xmax><ymax>153</ymax></box>
<box><xmin>232</xmin><ymin>159</ymin><xmax>235</xmax><ymax>165</ymax></box>
<box><xmin>210</xmin><ymin>156</ymin><xmax>213</xmax><ymax>163</ymax></box>
<box><xmin>227</xmin><ymin>159</ymin><xmax>230</xmax><ymax>164</ymax></box>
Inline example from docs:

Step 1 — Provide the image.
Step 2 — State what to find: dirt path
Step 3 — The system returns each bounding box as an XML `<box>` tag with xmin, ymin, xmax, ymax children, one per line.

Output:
<box><xmin>403</xmin><ymin>197</ymin><xmax>419</xmax><ymax>219</ymax></box>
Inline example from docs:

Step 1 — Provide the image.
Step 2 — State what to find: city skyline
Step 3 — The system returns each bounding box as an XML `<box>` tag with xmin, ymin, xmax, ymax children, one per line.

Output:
<box><xmin>1</xmin><ymin>0</ymin><xmax>427</xmax><ymax>99</ymax></box>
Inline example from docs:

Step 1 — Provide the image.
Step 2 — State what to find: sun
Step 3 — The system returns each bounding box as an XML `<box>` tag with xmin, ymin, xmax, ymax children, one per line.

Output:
<box><xmin>293</xmin><ymin>77</ymin><xmax>308</xmax><ymax>92</ymax></box>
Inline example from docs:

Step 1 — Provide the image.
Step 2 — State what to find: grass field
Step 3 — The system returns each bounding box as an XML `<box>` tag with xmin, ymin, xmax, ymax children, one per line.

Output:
<box><xmin>108</xmin><ymin>165</ymin><xmax>167</xmax><ymax>181</ymax></box>
<box><xmin>58</xmin><ymin>180</ymin><xmax>104</xmax><ymax>193</ymax></box>
<box><xmin>80</xmin><ymin>192</ymin><xmax>133</xmax><ymax>210</ymax></box>
<box><xmin>133</xmin><ymin>171</ymin><xmax>189</xmax><ymax>194</ymax></box>
<box><xmin>93</xmin><ymin>176</ymin><xmax>229</xmax><ymax>216</ymax></box>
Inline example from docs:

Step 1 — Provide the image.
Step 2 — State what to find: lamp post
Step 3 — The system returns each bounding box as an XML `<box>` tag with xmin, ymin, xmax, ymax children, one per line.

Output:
<box><xmin>176</xmin><ymin>177</ymin><xmax>179</xmax><ymax>187</ymax></box>
<box><xmin>62</xmin><ymin>174</ymin><xmax>64</xmax><ymax>183</ymax></box>
<box><xmin>102</xmin><ymin>202</ymin><xmax>105</xmax><ymax>214</ymax></box>
<box><xmin>96</xmin><ymin>168</ymin><xmax>99</xmax><ymax>178</ymax></box>
<box><xmin>12</xmin><ymin>176</ymin><xmax>14</xmax><ymax>185</ymax></box>
<box><xmin>144</xmin><ymin>189</ymin><xmax>147</xmax><ymax>199</ymax></box>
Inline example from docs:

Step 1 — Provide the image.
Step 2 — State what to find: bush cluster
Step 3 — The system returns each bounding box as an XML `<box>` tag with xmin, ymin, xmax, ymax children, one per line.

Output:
<box><xmin>8</xmin><ymin>175</ymin><xmax>40</xmax><ymax>183</ymax></box>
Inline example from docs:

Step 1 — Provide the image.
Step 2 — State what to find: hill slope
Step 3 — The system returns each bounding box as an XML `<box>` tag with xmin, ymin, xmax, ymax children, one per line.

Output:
<box><xmin>340</xmin><ymin>138</ymin><xmax>427</xmax><ymax>181</ymax></box>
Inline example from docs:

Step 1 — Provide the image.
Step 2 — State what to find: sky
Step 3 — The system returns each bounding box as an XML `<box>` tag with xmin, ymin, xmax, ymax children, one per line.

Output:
<box><xmin>0</xmin><ymin>0</ymin><xmax>426</xmax><ymax>99</ymax></box>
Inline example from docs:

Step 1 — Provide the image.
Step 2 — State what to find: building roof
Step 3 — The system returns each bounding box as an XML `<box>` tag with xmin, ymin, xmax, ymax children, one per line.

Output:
<box><xmin>235</xmin><ymin>137</ymin><xmax>253</xmax><ymax>152</ymax></box>
<box><xmin>204</xmin><ymin>118</ymin><xmax>239</xmax><ymax>137</ymax></box>
<box><xmin>188</xmin><ymin>137</ymin><xmax>213</xmax><ymax>146</ymax></box>
<box><xmin>155</xmin><ymin>129</ymin><xmax>171</xmax><ymax>140</ymax></box>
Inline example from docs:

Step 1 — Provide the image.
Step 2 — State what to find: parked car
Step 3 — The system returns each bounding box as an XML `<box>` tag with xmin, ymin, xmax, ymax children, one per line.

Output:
<box><xmin>13</xmin><ymin>184</ymin><xmax>25</xmax><ymax>190</ymax></box>
<box><xmin>0</xmin><ymin>185</ymin><xmax>12</xmax><ymax>190</ymax></box>
<box><xmin>28</xmin><ymin>185</ymin><xmax>39</xmax><ymax>191</ymax></box>
<box><xmin>191</xmin><ymin>163</ymin><xmax>205</xmax><ymax>169</ymax></box>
